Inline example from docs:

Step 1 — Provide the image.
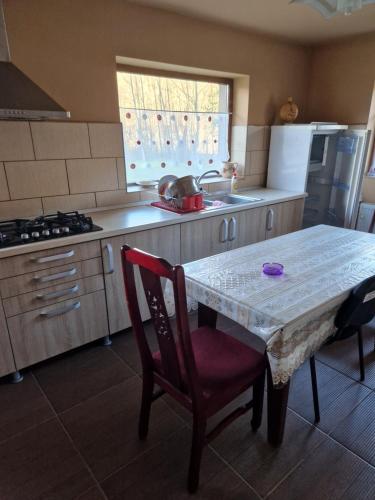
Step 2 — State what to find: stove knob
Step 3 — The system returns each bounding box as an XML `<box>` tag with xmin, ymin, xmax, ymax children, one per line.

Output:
<box><xmin>21</xmin><ymin>233</ymin><xmax>30</xmax><ymax>240</ymax></box>
<box><xmin>52</xmin><ymin>228</ymin><xmax>61</xmax><ymax>235</ymax></box>
<box><xmin>42</xmin><ymin>229</ymin><xmax>50</xmax><ymax>237</ymax></box>
<box><xmin>31</xmin><ymin>231</ymin><xmax>40</xmax><ymax>239</ymax></box>
<box><xmin>62</xmin><ymin>226</ymin><xmax>70</xmax><ymax>234</ymax></box>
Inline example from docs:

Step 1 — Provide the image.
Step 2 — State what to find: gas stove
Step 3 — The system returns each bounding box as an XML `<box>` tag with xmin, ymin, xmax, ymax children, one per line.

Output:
<box><xmin>0</xmin><ymin>211</ymin><xmax>102</xmax><ymax>248</ymax></box>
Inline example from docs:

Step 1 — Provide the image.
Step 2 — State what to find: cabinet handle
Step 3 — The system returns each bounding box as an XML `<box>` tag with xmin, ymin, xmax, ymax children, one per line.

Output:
<box><xmin>32</xmin><ymin>249</ymin><xmax>74</xmax><ymax>264</ymax></box>
<box><xmin>104</xmin><ymin>243</ymin><xmax>114</xmax><ymax>274</ymax></box>
<box><xmin>228</xmin><ymin>217</ymin><xmax>237</xmax><ymax>241</ymax></box>
<box><xmin>220</xmin><ymin>219</ymin><xmax>229</xmax><ymax>243</ymax></box>
<box><xmin>266</xmin><ymin>208</ymin><xmax>274</xmax><ymax>231</ymax></box>
<box><xmin>36</xmin><ymin>284</ymin><xmax>79</xmax><ymax>300</ymax></box>
<box><xmin>34</xmin><ymin>267</ymin><xmax>77</xmax><ymax>283</ymax></box>
<box><xmin>40</xmin><ymin>301</ymin><xmax>81</xmax><ymax>318</ymax></box>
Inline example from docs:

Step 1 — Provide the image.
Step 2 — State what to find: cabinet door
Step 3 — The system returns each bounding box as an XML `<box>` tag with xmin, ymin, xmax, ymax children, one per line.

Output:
<box><xmin>0</xmin><ymin>301</ymin><xmax>16</xmax><ymax>376</ymax></box>
<box><xmin>265</xmin><ymin>199</ymin><xmax>304</xmax><ymax>239</ymax></box>
<box><xmin>181</xmin><ymin>215</ymin><xmax>228</xmax><ymax>263</ymax></box>
<box><xmin>228</xmin><ymin>207</ymin><xmax>267</xmax><ymax>250</ymax></box>
<box><xmin>102</xmin><ymin>225</ymin><xmax>181</xmax><ymax>334</ymax></box>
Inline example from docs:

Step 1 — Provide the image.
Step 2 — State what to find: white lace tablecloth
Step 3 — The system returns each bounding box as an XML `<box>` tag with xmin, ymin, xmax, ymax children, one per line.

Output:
<box><xmin>164</xmin><ymin>225</ymin><xmax>375</xmax><ymax>385</ymax></box>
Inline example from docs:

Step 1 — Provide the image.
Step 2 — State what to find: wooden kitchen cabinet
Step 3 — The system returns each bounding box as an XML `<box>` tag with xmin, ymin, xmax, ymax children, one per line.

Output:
<box><xmin>228</xmin><ymin>207</ymin><xmax>267</xmax><ymax>250</ymax></box>
<box><xmin>102</xmin><ymin>224</ymin><xmax>181</xmax><ymax>334</ymax></box>
<box><xmin>0</xmin><ymin>300</ymin><xmax>16</xmax><ymax>377</ymax></box>
<box><xmin>181</xmin><ymin>214</ymin><xmax>229</xmax><ymax>263</ymax></box>
<box><xmin>265</xmin><ymin>199</ymin><xmax>304</xmax><ymax>239</ymax></box>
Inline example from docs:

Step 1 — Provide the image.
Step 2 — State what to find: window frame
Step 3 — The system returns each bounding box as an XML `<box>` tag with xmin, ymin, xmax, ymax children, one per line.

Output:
<box><xmin>116</xmin><ymin>64</ymin><xmax>233</xmax><ymax>184</ymax></box>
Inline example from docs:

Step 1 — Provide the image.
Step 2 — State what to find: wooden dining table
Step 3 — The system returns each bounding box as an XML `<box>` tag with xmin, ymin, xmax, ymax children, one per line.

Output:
<box><xmin>165</xmin><ymin>224</ymin><xmax>375</xmax><ymax>446</ymax></box>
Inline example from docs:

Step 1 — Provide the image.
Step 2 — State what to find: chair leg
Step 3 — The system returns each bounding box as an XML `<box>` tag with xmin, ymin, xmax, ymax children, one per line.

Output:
<box><xmin>188</xmin><ymin>417</ymin><xmax>206</xmax><ymax>494</ymax></box>
<box><xmin>251</xmin><ymin>372</ymin><xmax>265</xmax><ymax>432</ymax></box>
<box><xmin>138</xmin><ymin>374</ymin><xmax>154</xmax><ymax>440</ymax></box>
<box><xmin>309</xmin><ymin>356</ymin><xmax>320</xmax><ymax>424</ymax></box>
<box><xmin>358</xmin><ymin>328</ymin><xmax>365</xmax><ymax>382</ymax></box>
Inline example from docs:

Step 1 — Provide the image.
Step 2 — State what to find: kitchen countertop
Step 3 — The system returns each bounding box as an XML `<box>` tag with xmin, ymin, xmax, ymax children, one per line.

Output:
<box><xmin>0</xmin><ymin>188</ymin><xmax>306</xmax><ymax>258</ymax></box>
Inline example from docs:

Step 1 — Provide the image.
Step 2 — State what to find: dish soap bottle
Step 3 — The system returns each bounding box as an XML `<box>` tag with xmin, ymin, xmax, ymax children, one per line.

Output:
<box><xmin>231</xmin><ymin>171</ymin><xmax>239</xmax><ymax>193</ymax></box>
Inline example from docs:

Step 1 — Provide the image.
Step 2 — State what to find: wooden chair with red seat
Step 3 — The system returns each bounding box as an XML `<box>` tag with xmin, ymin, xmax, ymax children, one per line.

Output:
<box><xmin>121</xmin><ymin>245</ymin><xmax>266</xmax><ymax>493</ymax></box>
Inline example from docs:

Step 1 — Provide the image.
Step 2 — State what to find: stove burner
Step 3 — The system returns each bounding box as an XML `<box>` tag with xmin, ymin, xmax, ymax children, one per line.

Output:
<box><xmin>0</xmin><ymin>211</ymin><xmax>102</xmax><ymax>248</ymax></box>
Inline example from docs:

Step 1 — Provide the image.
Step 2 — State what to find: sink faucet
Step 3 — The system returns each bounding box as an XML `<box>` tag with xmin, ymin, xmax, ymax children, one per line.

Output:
<box><xmin>196</xmin><ymin>170</ymin><xmax>220</xmax><ymax>192</ymax></box>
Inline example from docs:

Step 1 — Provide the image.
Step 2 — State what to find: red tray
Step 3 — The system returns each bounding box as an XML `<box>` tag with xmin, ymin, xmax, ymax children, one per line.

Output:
<box><xmin>151</xmin><ymin>200</ymin><xmax>203</xmax><ymax>214</ymax></box>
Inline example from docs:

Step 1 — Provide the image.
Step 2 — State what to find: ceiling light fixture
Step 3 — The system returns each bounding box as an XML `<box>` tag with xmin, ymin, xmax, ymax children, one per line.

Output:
<box><xmin>290</xmin><ymin>0</ymin><xmax>375</xmax><ymax>18</ymax></box>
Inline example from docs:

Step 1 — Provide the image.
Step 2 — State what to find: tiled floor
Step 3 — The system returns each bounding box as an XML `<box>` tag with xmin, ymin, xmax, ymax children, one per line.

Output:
<box><xmin>1</xmin><ymin>316</ymin><xmax>375</xmax><ymax>499</ymax></box>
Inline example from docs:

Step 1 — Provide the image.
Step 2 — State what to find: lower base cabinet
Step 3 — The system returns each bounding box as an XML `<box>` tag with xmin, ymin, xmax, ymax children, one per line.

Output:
<box><xmin>0</xmin><ymin>301</ymin><xmax>16</xmax><ymax>377</ymax></box>
<box><xmin>8</xmin><ymin>290</ymin><xmax>108</xmax><ymax>369</ymax></box>
<box><xmin>102</xmin><ymin>224</ymin><xmax>181</xmax><ymax>334</ymax></box>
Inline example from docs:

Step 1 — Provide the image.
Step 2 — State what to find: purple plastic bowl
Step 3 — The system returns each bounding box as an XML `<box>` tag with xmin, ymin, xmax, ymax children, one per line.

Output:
<box><xmin>263</xmin><ymin>262</ymin><xmax>284</xmax><ymax>276</ymax></box>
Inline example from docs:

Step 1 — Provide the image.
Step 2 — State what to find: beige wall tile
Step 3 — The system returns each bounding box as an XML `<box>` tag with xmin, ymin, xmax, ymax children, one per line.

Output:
<box><xmin>263</xmin><ymin>126</ymin><xmax>271</xmax><ymax>149</ymax></box>
<box><xmin>67</xmin><ymin>158</ymin><xmax>118</xmax><ymax>194</ymax></box>
<box><xmin>0</xmin><ymin>198</ymin><xmax>43</xmax><ymax>220</ymax></box>
<box><xmin>95</xmin><ymin>190</ymin><xmax>140</xmax><ymax>207</ymax></box>
<box><xmin>140</xmin><ymin>189</ymin><xmax>159</xmax><ymax>202</ymax></box>
<box><xmin>238</xmin><ymin>174</ymin><xmax>267</xmax><ymax>189</ymax></box>
<box><xmin>231</xmin><ymin>126</ymin><xmax>247</xmax><ymax>151</ymax></box>
<box><xmin>245</xmin><ymin>150</ymin><xmax>268</xmax><ymax>176</ymax></box>
<box><xmin>0</xmin><ymin>121</ymin><xmax>34</xmax><ymax>161</ymax></box>
<box><xmin>89</xmin><ymin>123</ymin><xmax>124</xmax><ymax>158</ymax></box>
<box><xmin>31</xmin><ymin>122</ymin><xmax>90</xmax><ymax>160</ymax></box>
<box><xmin>247</xmin><ymin>126</ymin><xmax>265</xmax><ymax>151</ymax></box>
<box><xmin>5</xmin><ymin>160</ymin><xmax>69</xmax><ymax>200</ymax></box>
<box><xmin>116</xmin><ymin>157</ymin><xmax>126</xmax><ymax>189</ymax></box>
<box><xmin>0</xmin><ymin>163</ymin><xmax>10</xmax><ymax>201</ymax></box>
<box><xmin>208</xmin><ymin>181</ymin><xmax>231</xmax><ymax>193</ymax></box>
<box><xmin>42</xmin><ymin>193</ymin><xmax>96</xmax><ymax>213</ymax></box>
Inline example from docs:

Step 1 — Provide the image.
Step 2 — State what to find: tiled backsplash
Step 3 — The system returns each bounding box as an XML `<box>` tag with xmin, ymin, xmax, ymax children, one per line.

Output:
<box><xmin>0</xmin><ymin>121</ymin><xmax>137</xmax><ymax>219</ymax></box>
<box><xmin>0</xmin><ymin>121</ymin><xmax>270</xmax><ymax>220</ymax></box>
<box><xmin>231</xmin><ymin>125</ymin><xmax>270</xmax><ymax>189</ymax></box>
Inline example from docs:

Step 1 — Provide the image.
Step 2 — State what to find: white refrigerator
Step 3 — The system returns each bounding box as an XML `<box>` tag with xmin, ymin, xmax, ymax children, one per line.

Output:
<box><xmin>267</xmin><ymin>124</ymin><xmax>371</xmax><ymax>229</ymax></box>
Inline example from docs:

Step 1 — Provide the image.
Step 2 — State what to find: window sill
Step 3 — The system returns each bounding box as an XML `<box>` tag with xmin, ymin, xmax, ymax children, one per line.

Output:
<box><xmin>126</xmin><ymin>176</ymin><xmax>231</xmax><ymax>193</ymax></box>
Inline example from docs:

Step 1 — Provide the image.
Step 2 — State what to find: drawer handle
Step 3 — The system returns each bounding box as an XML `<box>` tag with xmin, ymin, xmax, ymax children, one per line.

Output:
<box><xmin>266</xmin><ymin>208</ymin><xmax>274</xmax><ymax>231</ymax></box>
<box><xmin>40</xmin><ymin>301</ymin><xmax>81</xmax><ymax>318</ymax></box>
<box><xmin>32</xmin><ymin>249</ymin><xmax>75</xmax><ymax>264</ymax></box>
<box><xmin>104</xmin><ymin>243</ymin><xmax>114</xmax><ymax>274</ymax></box>
<box><xmin>36</xmin><ymin>284</ymin><xmax>79</xmax><ymax>300</ymax></box>
<box><xmin>34</xmin><ymin>267</ymin><xmax>77</xmax><ymax>283</ymax></box>
<box><xmin>228</xmin><ymin>217</ymin><xmax>237</xmax><ymax>241</ymax></box>
<box><xmin>220</xmin><ymin>219</ymin><xmax>229</xmax><ymax>243</ymax></box>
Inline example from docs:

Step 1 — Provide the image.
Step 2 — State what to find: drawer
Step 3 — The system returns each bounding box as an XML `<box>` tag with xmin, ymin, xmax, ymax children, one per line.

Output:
<box><xmin>8</xmin><ymin>290</ymin><xmax>109</xmax><ymax>369</ymax></box>
<box><xmin>0</xmin><ymin>240</ymin><xmax>101</xmax><ymax>279</ymax></box>
<box><xmin>0</xmin><ymin>257</ymin><xmax>102</xmax><ymax>298</ymax></box>
<box><xmin>3</xmin><ymin>274</ymin><xmax>104</xmax><ymax>317</ymax></box>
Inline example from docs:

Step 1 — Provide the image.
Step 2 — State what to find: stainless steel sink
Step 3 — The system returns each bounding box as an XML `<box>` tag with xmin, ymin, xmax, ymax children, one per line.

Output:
<box><xmin>203</xmin><ymin>193</ymin><xmax>263</xmax><ymax>208</ymax></box>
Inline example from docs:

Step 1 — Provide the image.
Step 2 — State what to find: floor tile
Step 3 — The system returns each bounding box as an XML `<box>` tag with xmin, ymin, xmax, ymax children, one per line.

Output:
<box><xmin>0</xmin><ymin>372</ymin><xmax>53</xmax><ymax>442</ymax></box>
<box><xmin>288</xmin><ymin>359</ymin><xmax>363</xmax><ymax>429</ymax></box>
<box><xmin>330</xmin><ymin>392</ymin><xmax>375</xmax><ymax>465</ymax></box>
<box><xmin>339</xmin><ymin>466</ymin><xmax>375</xmax><ymax>500</ymax></box>
<box><xmin>268</xmin><ymin>437</ymin><xmax>371</xmax><ymax>500</ymax></box>
<box><xmin>212</xmin><ymin>405</ymin><xmax>324</xmax><ymax>497</ymax></box>
<box><xmin>61</xmin><ymin>376</ymin><xmax>186</xmax><ymax>481</ymax></box>
<box><xmin>33</xmin><ymin>344</ymin><xmax>134</xmax><ymax>412</ymax></box>
<box><xmin>317</xmin><ymin>324</ymin><xmax>375</xmax><ymax>389</ymax></box>
<box><xmin>101</xmin><ymin>427</ymin><xmax>256</xmax><ymax>500</ymax></box>
<box><xmin>0</xmin><ymin>419</ymin><xmax>94</xmax><ymax>500</ymax></box>
<box><xmin>76</xmin><ymin>486</ymin><xmax>107</xmax><ymax>500</ymax></box>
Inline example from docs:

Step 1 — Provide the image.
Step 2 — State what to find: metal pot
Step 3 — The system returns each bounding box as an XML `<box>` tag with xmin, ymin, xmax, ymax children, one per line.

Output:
<box><xmin>168</xmin><ymin>175</ymin><xmax>201</xmax><ymax>199</ymax></box>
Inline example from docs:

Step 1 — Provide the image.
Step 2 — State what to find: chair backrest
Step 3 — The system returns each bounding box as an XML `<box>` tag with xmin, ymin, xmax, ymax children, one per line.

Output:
<box><xmin>334</xmin><ymin>275</ymin><xmax>375</xmax><ymax>338</ymax></box>
<box><xmin>121</xmin><ymin>245</ymin><xmax>202</xmax><ymax>403</ymax></box>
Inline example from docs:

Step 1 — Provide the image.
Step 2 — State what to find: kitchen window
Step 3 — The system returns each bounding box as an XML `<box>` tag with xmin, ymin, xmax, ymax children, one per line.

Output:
<box><xmin>116</xmin><ymin>68</ymin><xmax>231</xmax><ymax>185</ymax></box>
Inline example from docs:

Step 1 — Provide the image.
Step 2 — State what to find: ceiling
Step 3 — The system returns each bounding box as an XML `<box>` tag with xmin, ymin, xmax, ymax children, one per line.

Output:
<box><xmin>128</xmin><ymin>0</ymin><xmax>375</xmax><ymax>44</ymax></box>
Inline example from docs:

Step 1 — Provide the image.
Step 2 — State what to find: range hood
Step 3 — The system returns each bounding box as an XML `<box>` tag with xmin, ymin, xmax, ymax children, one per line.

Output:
<box><xmin>0</xmin><ymin>1</ymin><xmax>70</xmax><ymax>120</ymax></box>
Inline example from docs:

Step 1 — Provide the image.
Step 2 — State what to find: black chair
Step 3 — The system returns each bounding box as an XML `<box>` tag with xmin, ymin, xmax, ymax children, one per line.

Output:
<box><xmin>310</xmin><ymin>275</ymin><xmax>375</xmax><ymax>423</ymax></box>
